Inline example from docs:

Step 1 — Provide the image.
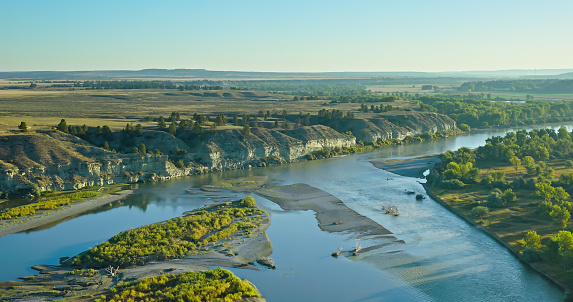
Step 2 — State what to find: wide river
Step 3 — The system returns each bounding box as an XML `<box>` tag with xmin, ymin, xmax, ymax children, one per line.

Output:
<box><xmin>2</xmin><ymin>125</ymin><xmax>572</xmax><ymax>301</ymax></box>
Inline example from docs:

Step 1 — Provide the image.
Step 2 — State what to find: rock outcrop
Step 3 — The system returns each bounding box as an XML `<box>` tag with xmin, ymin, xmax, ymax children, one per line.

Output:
<box><xmin>0</xmin><ymin>112</ymin><xmax>456</xmax><ymax>194</ymax></box>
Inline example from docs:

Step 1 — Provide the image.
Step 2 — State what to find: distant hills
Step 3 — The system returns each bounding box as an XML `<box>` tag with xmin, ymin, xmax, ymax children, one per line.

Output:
<box><xmin>1</xmin><ymin>68</ymin><xmax>573</xmax><ymax>80</ymax></box>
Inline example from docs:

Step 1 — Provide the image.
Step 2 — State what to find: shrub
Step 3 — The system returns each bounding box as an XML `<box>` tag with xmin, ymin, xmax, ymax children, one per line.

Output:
<box><xmin>470</xmin><ymin>206</ymin><xmax>489</xmax><ymax>217</ymax></box>
<box><xmin>522</xmin><ymin>248</ymin><xmax>541</xmax><ymax>262</ymax></box>
<box><xmin>440</xmin><ymin>179</ymin><xmax>465</xmax><ymax>189</ymax></box>
<box><xmin>487</xmin><ymin>188</ymin><xmax>505</xmax><ymax>208</ymax></box>
<box><xmin>458</xmin><ymin>124</ymin><xmax>470</xmax><ymax>132</ymax></box>
<box><xmin>240</xmin><ymin>196</ymin><xmax>256</xmax><ymax>207</ymax></box>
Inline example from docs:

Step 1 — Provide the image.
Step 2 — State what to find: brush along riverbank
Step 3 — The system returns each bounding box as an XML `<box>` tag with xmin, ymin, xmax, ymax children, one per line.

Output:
<box><xmin>0</xmin><ymin>197</ymin><xmax>271</xmax><ymax>301</ymax></box>
<box><xmin>373</xmin><ymin>150</ymin><xmax>573</xmax><ymax>296</ymax></box>
<box><xmin>0</xmin><ymin>187</ymin><xmax>133</xmax><ymax>238</ymax></box>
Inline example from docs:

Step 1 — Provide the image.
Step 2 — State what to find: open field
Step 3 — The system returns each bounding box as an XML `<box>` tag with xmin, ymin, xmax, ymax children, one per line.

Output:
<box><xmin>0</xmin><ymin>87</ymin><xmax>415</xmax><ymax>133</ymax></box>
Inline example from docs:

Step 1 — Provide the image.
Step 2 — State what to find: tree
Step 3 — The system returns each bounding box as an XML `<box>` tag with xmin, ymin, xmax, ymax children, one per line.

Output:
<box><xmin>550</xmin><ymin>205</ymin><xmax>570</xmax><ymax>229</ymax></box>
<box><xmin>522</xmin><ymin>230</ymin><xmax>542</xmax><ymax>250</ymax></box>
<box><xmin>103</xmin><ymin>141</ymin><xmax>110</xmax><ymax>150</ymax></box>
<box><xmin>554</xmin><ymin>231</ymin><xmax>573</xmax><ymax>271</ymax></box>
<box><xmin>139</xmin><ymin>143</ymin><xmax>146</xmax><ymax>154</ymax></box>
<box><xmin>168</xmin><ymin>121</ymin><xmax>177</xmax><ymax>135</ymax></box>
<box><xmin>242</xmin><ymin>124</ymin><xmax>251</xmax><ymax>136</ymax></box>
<box><xmin>509</xmin><ymin>156</ymin><xmax>521</xmax><ymax>171</ymax></box>
<box><xmin>18</xmin><ymin>121</ymin><xmax>28</xmax><ymax>132</ymax></box>
<box><xmin>157</xmin><ymin>116</ymin><xmax>167</xmax><ymax>130</ymax></box>
<box><xmin>57</xmin><ymin>119</ymin><xmax>68</xmax><ymax>133</ymax></box>
<box><xmin>502</xmin><ymin>189</ymin><xmax>516</xmax><ymax>203</ymax></box>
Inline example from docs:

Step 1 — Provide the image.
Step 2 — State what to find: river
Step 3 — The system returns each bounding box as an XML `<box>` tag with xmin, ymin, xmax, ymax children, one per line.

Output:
<box><xmin>1</xmin><ymin>125</ymin><xmax>572</xmax><ymax>301</ymax></box>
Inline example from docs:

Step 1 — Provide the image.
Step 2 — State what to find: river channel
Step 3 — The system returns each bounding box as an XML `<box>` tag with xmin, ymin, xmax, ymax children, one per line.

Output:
<box><xmin>1</xmin><ymin>125</ymin><xmax>572</xmax><ymax>301</ymax></box>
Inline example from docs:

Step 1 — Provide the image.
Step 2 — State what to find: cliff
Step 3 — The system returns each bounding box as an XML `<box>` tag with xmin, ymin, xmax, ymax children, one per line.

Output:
<box><xmin>0</xmin><ymin>112</ymin><xmax>456</xmax><ymax>195</ymax></box>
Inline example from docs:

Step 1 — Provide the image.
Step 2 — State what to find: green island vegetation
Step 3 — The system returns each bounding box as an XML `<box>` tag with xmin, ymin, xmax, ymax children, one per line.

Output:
<box><xmin>96</xmin><ymin>267</ymin><xmax>260</xmax><ymax>302</ymax></box>
<box><xmin>428</xmin><ymin>127</ymin><xmax>573</xmax><ymax>287</ymax></box>
<box><xmin>0</xmin><ymin>185</ymin><xmax>126</xmax><ymax>220</ymax></box>
<box><xmin>69</xmin><ymin>197</ymin><xmax>265</xmax><ymax>268</ymax></box>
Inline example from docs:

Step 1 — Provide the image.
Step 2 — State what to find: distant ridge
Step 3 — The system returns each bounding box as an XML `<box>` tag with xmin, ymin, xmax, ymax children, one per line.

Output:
<box><xmin>1</xmin><ymin>68</ymin><xmax>573</xmax><ymax>80</ymax></box>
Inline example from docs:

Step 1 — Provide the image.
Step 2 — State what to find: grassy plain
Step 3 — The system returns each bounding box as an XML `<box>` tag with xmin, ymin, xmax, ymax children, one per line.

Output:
<box><xmin>0</xmin><ymin>84</ymin><xmax>413</xmax><ymax>133</ymax></box>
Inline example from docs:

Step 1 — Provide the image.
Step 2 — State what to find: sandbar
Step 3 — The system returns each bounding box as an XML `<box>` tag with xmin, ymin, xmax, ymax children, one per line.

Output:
<box><xmin>371</xmin><ymin>154</ymin><xmax>440</xmax><ymax>178</ymax></box>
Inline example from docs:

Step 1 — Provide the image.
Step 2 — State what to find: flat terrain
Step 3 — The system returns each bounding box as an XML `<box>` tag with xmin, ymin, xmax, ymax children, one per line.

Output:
<box><xmin>0</xmin><ymin>84</ymin><xmax>415</xmax><ymax>133</ymax></box>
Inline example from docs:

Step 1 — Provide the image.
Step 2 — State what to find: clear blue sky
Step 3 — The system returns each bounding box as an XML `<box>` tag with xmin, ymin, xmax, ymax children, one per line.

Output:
<box><xmin>2</xmin><ymin>0</ymin><xmax>572</xmax><ymax>72</ymax></box>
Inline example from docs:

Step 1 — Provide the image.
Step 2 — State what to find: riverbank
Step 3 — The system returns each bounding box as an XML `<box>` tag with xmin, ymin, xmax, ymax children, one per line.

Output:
<box><xmin>370</xmin><ymin>154</ymin><xmax>440</xmax><ymax>178</ymax></box>
<box><xmin>0</xmin><ymin>190</ymin><xmax>134</xmax><ymax>237</ymax></box>
<box><xmin>371</xmin><ymin>155</ymin><xmax>572</xmax><ymax>297</ymax></box>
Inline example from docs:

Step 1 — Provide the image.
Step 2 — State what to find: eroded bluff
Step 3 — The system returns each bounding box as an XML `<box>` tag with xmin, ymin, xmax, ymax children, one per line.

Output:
<box><xmin>0</xmin><ymin>112</ymin><xmax>455</xmax><ymax>193</ymax></box>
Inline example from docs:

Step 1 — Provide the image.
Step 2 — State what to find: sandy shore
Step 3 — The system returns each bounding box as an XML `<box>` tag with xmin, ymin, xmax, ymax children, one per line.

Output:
<box><xmin>370</xmin><ymin>154</ymin><xmax>440</xmax><ymax>178</ymax></box>
<box><xmin>257</xmin><ymin>183</ymin><xmax>396</xmax><ymax>239</ymax></box>
<box><xmin>0</xmin><ymin>190</ymin><xmax>133</xmax><ymax>237</ymax></box>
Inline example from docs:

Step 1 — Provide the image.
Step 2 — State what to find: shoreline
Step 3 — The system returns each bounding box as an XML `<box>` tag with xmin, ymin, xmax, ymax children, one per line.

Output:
<box><xmin>370</xmin><ymin>154</ymin><xmax>440</xmax><ymax>178</ymax></box>
<box><xmin>0</xmin><ymin>190</ymin><xmax>134</xmax><ymax>237</ymax></box>
<box><xmin>370</xmin><ymin>155</ymin><xmax>571</xmax><ymax>297</ymax></box>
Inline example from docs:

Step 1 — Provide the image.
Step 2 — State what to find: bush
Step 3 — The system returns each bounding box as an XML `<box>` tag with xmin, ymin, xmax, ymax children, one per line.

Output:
<box><xmin>458</xmin><ymin>124</ymin><xmax>470</xmax><ymax>132</ymax></box>
<box><xmin>440</xmin><ymin>179</ymin><xmax>465</xmax><ymax>189</ymax></box>
<box><xmin>566</xmin><ymin>160</ymin><xmax>573</xmax><ymax>168</ymax></box>
<box><xmin>511</xmin><ymin>177</ymin><xmax>526</xmax><ymax>189</ymax></box>
<box><xmin>487</xmin><ymin>188</ymin><xmax>505</xmax><ymax>208</ymax></box>
<box><xmin>470</xmin><ymin>206</ymin><xmax>489</xmax><ymax>217</ymax></box>
<box><xmin>240</xmin><ymin>196</ymin><xmax>256</xmax><ymax>207</ymax></box>
<box><xmin>522</xmin><ymin>248</ymin><xmax>541</xmax><ymax>262</ymax></box>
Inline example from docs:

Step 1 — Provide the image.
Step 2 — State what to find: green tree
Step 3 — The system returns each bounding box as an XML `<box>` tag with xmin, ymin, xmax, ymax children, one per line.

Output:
<box><xmin>18</xmin><ymin>121</ymin><xmax>28</xmax><ymax>132</ymax></box>
<box><xmin>502</xmin><ymin>189</ymin><xmax>516</xmax><ymax>203</ymax></box>
<box><xmin>57</xmin><ymin>119</ymin><xmax>68</xmax><ymax>133</ymax></box>
<box><xmin>139</xmin><ymin>143</ymin><xmax>146</xmax><ymax>154</ymax></box>
<box><xmin>555</xmin><ymin>231</ymin><xmax>573</xmax><ymax>271</ymax></box>
<box><xmin>242</xmin><ymin>124</ymin><xmax>251</xmax><ymax>136</ymax></box>
<box><xmin>103</xmin><ymin>141</ymin><xmax>110</xmax><ymax>150</ymax></box>
<box><xmin>168</xmin><ymin>121</ymin><xmax>177</xmax><ymax>135</ymax></box>
<box><xmin>550</xmin><ymin>205</ymin><xmax>570</xmax><ymax>229</ymax></box>
<box><xmin>157</xmin><ymin>116</ymin><xmax>167</xmax><ymax>130</ymax></box>
<box><xmin>522</xmin><ymin>230</ymin><xmax>542</xmax><ymax>250</ymax></box>
<box><xmin>509</xmin><ymin>156</ymin><xmax>521</xmax><ymax>171</ymax></box>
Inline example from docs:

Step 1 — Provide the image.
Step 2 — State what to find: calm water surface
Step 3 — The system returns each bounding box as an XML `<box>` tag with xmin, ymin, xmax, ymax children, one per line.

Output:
<box><xmin>1</xmin><ymin>125</ymin><xmax>572</xmax><ymax>301</ymax></box>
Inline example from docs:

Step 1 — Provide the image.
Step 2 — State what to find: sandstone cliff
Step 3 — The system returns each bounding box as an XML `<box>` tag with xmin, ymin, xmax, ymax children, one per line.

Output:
<box><xmin>0</xmin><ymin>112</ymin><xmax>456</xmax><ymax>195</ymax></box>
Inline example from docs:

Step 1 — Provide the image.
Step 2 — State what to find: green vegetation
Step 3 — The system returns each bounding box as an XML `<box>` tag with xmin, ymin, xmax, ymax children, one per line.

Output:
<box><xmin>96</xmin><ymin>267</ymin><xmax>260</xmax><ymax>302</ymax></box>
<box><xmin>429</xmin><ymin>127</ymin><xmax>573</xmax><ymax>289</ymax></box>
<box><xmin>418</xmin><ymin>95</ymin><xmax>573</xmax><ymax>127</ymax></box>
<box><xmin>70</xmin><ymin>197</ymin><xmax>266</xmax><ymax>268</ymax></box>
<box><xmin>0</xmin><ymin>191</ymin><xmax>99</xmax><ymax>220</ymax></box>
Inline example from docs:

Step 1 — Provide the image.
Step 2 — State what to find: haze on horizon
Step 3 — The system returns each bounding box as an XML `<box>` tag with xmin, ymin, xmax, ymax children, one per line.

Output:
<box><xmin>2</xmin><ymin>0</ymin><xmax>573</xmax><ymax>73</ymax></box>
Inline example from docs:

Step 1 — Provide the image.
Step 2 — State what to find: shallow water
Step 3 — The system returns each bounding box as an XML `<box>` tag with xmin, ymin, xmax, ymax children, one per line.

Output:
<box><xmin>1</xmin><ymin>124</ymin><xmax>572</xmax><ymax>301</ymax></box>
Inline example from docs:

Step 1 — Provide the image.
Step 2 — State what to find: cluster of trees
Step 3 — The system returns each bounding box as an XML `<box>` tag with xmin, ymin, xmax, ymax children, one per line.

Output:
<box><xmin>417</xmin><ymin>96</ymin><xmax>573</xmax><ymax>127</ymax></box>
<box><xmin>236</xmin><ymin>80</ymin><xmax>366</xmax><ymax>96</ymax></box>
<box><xmin>70</xmin><ymin>198</ymin><xmax>265</xmax><ymax>268</ymax></box>
<box><xmin>521</xmin><ymin>230</ymin><xmax>573</xmax><ymax>272</ymax></box>
<box><xmin>76</xmin><ymin>80</ymin><xmax>226</xmax><ymax>90</ymax></box>
<box><xmin>96</xmin><ymin>267</ymin><xmax>260</xmax><ymax>302</ymax></box>
<box><xmin>475</xmin><ymin>128</ymin><xmax>573</xmax><ymax>164</ymax></box>
<box><xmin>331</xmin><ymin>94</ymin><xmax>399</xmax><ymax>103</ymax></box>
<box><xmin>459</xmin><ymin>79</ymin><xmax>573</xmax><ymax>94</ymax></box>
<box><xmin>358</xmin><ymin>104</ymin><xmax>397</xmax><ymax>113</ymax></box>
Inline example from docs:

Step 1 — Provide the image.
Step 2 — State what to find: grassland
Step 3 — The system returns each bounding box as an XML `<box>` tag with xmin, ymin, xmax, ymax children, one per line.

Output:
<box><xmin>431</xmin><ymin>159</ymin><xmax>573</xmax><ymax>289</ymax></box>
<box><xmin>0</xmin><ymin>81</ymin><xmax>420</xmax><ymax>134</ymax></box>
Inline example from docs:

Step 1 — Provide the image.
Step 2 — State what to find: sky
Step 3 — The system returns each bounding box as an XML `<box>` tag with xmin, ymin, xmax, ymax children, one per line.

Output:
<box><xmin>2</xmin><ymin>0</ymin><xmax>573</xmax><ymax>72</ymax></box>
